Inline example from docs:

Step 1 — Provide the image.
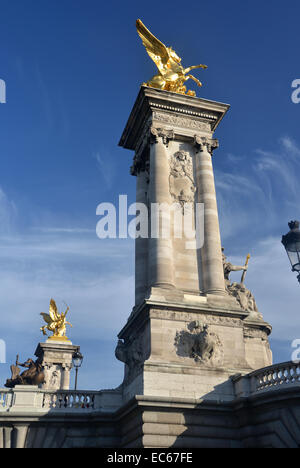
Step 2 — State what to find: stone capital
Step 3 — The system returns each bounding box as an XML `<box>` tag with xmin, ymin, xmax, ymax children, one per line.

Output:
<box><xmin>194</xmin><ymin>135</ymin><xmax>219</xmax><ymax>154</ymax></box>
<box><xmin>61</xmin><ymin>363</ymin><xmax>73</xmax><ymax>371</ymax></box>
<box><xmin>150</xmin><ymin>126</ymin><xmax>174</xmax><ymax>147</ymax></box>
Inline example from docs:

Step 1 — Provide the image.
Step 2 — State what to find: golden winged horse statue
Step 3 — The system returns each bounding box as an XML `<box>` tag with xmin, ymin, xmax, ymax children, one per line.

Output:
<box><xmin>136</xmin><ymin>19</ymin><xmax>207</xmax><ymax>97</ymax></box>
<box><xmin>40</xmin><ymin>299</ymin><xmax>72</xmax><ymax>340</ymax></box>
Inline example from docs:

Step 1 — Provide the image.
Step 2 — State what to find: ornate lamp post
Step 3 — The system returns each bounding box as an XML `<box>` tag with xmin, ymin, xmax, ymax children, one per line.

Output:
<box><xmin>72</xmin><ymin>351</ymin><xmax>83</xmax><ymax>390</ymax></box>
<box><xmin>282</xmin><ymin>221</ymin><xmax>300</xmax><ymax>285</ymax></box>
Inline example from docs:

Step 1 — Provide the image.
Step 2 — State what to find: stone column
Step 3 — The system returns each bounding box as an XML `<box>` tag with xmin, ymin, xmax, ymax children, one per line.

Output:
<box><xmin>148</xmin><ymin>128</ymin><xmax>175</xmax><ymax>289</ymax></box>
<box><xmin>61</xmin><ymin>364</ymin><xmax>73</xmax><ymax>390</ymax></box>
<box><xmin>3</xmin><ymin>427</ymin><xmax>13</xmax><ymax>448</ymax></box>
<box><xmin>135</xmin><ymin>168</ymin><xmax>149</xmax><ymax>304</ymax></box>
<box><xmin>194</xmin><ymin>136</ymin><xmax>226</xmax><ymax>295</ymax></box>
<box><xmin>13</xmin><ymin>425</ymin><xmax>28</xmax><ymax>449</ymax></box>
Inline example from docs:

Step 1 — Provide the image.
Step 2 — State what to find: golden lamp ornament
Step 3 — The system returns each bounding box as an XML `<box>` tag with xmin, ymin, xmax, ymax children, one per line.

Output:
<box><xmin>136</xmin><ymin>19</ymin><xmax>207</xmax><ymax>97</ymax></box>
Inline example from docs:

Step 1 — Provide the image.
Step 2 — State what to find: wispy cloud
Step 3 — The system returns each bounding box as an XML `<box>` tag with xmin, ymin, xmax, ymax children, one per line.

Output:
<box><xmin>216</xmin><ymin>136</ymin><xmax>300</xmax><ymax>364</ymax></box>
<box><xmin>216</xmin><ymin>136</ymin><xmax>300</xmax><ymax>242</ymax></box>
<box><xmin>254</xmin><ymin>136</ymin><xmax>300</xmax><ymax>201</ymax></box>
<box><xmin>0</xmin><ymin>187</ymin><xmax>17</xmax><ymax>234</ymax></box>
<box><xmin>93</xmin><ymin>150</ymin><xmax>116</xmax><ymax>189</ymax></box>
<box><xmin>226</xmin><ymin>153</ymin><xmax>245</xmax><ymax>164</ymax></box>
<box><xmin>33</xmin><ymin>227</ymin><xmax>95</xmax><ymax>234</ymax></box>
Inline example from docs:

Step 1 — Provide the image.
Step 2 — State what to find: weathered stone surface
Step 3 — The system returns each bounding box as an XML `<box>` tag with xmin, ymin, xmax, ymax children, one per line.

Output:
<box><xmin>35</xmin><ymin>341</ymin><xmax>80</xmax><ymax>391</ymax></box>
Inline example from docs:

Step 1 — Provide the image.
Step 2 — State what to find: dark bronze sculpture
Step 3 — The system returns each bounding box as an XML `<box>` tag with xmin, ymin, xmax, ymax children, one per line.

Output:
<box><xmin>5</xmin><ymin>355</ymin><xmax>45</xmax><ymax>388</ymax></box>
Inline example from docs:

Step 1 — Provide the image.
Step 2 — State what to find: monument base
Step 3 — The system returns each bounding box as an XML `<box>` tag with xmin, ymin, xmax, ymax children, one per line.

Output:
<box><xmin>116</xmin><ymin>300</ymin><xmax>272</xmax><ymax>403</ymax></box>
<box><xmin>35</xmin><ymin>341</ymin><xmax>80</xmax><ymax>390</ymax></box>
<box><xmin>46</xmin><ymin>336</ymin><xmax>72</xmax><ymax>343</ymax></box>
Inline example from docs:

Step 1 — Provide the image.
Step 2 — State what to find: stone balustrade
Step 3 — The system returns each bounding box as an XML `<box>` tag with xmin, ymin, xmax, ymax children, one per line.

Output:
<box><xmin>42</xmin><ymin>390</ymin><xmax>97</xmax><ymax>410</ymax></box>
<box><xmin>0</xmin><ymin>390</ymin><xmax>11</xmax><ymax>409</ymax></box>
<box><xmin>2</xmin><ymin>362</ymin><xmax>300</xmax><ymax>413</ymax></box>
<box><xmin>0</xmin><ymin>386</ymin><xmax>122</xmax><ymax>413</ymax></box>
<box><xmin>253</xmin><ymin>361</ymin><xmax>300</xmax><ymax>391</ymax></box>
<box><xmin>233</xmin><ymin>361</ymin><xmax>300</xmax><ymax>398</ymax></box>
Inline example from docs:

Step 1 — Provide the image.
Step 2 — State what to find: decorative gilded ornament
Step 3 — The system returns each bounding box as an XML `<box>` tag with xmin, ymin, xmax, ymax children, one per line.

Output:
<box><xmin>136</xmin><ymin>19</ymin><xmax>207</xmax><ymax>97</ymax></box>
<box><xmin>40</xmin><ymin>299</ymin><xmax>72</xmax><ymax>341</ymax></box>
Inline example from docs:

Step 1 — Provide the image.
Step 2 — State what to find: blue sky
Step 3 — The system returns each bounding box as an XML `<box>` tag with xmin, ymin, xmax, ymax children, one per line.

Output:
<box><xmin>0</xmin><ymin>0</ymin><xmax>300</xmax><ymax>389</ymax></box>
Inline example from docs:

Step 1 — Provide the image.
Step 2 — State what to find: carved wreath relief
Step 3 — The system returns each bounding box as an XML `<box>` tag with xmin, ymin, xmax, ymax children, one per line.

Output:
<box><xmin>175</xmin><ymin>321</ymin><xmax>223</xmax><ymax>366</ymax></box>
<box><xmin>169</xmin><ymin>150</ymin><xmax>196</xmax><ymax>208</ymax></box>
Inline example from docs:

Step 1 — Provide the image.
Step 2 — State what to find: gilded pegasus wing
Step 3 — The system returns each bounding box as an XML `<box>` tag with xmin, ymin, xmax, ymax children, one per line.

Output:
<box><xmin>40</xmin><ymin>313</ymin><xmax>52</xmax><ymax>324</ymax></box>
<box><xmin>136</xmin><ymin>19</ymin><xmax>170</xmax><ymax>74</ymax></box>
<box><xmin>49</xmin><ymin>299</ymin><xmax>60</xmax><ymax>321</ymax></box>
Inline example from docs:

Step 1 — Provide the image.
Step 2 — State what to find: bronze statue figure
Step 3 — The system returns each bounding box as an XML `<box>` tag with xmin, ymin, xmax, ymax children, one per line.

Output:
<box><xmin>5</xmin><ymin>356</ymin><xmax>45</xmax><ymax>388</ymax></box>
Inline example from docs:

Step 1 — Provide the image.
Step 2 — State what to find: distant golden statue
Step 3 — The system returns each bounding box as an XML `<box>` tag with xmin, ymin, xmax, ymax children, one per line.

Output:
<box><xmin>136</xmin><ymin>19</ymin><xmax>207</xmax><ymax>97</ymax></box>
<box><xmin>40</xmin><ymin>299</ymin><xmax>72</xmax><ymax>341</ymax></box>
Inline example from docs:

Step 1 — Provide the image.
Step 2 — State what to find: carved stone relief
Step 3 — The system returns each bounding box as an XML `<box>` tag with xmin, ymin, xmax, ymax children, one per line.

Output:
<box><xmin>115</xmin><ymin>334</ymin><xmax>145</xmax><ymax>383</ymax></box>
<box><xmin>153</xmin><ymin>111</ymin><xmax>211</xmax><ymax>132</ymax></box>
<box><xmin>243</xmin><ymin>327</ymin><xmax>268</xmax><ymax>341</ymax></box>
<box><xmin>175</xmin><ymin>321</ymin><xmax>223</xmax><ymax>366</ymax></box>
<box><xmin>227</xmin><ymin>282</ymin><xmax>262</xmax><ymax>316</ymax></box>
<box><xmin>43</xmin><ymin>364</ymin><xmax>62</xmax><ymax>390</ymax></box>
<box><xmin>49</xmin><ymin>369</ymin><xmax>61</xmax><ymax>389</ymax></box>
<box><xmin>169</xmin><ymin>150</ymin><xmax>196</xmax><ymax>208</ymax></box>
<box><xmin>150</xmin><ymin>309</ymin><xmax>242</xmax><ymax>327</ymax></box>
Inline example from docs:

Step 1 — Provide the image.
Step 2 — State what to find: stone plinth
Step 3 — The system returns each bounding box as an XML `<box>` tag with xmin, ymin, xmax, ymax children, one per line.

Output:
<box><xmin>35</xmin><ymin>341</ymin><xmax>80</xmax><ymax>391</ymax></box>
<box><xmin>117</xmin><ymin>299</ymin><xmax>272</xmax><ymax>403</ymax></box>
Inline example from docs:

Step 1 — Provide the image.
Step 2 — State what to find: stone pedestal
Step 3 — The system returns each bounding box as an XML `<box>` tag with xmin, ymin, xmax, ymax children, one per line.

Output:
<box><xmin>118</xmin><ymin>87</ymin><xmax>272</xmax><ymax>403</ymax></box>
<box><xmin>10</xmin><ymin>385</ymin><xmax>43</xmax><ymax>412</ymax></box>
<box><xmin>116</xmin><ymin>299</ymin><xmax>272</xmax><ymax>403</ymax></box>
<box><xmin>35</xmin><ymin>341</ymin><xmax>80</xmax><ymax>391</ymax></box>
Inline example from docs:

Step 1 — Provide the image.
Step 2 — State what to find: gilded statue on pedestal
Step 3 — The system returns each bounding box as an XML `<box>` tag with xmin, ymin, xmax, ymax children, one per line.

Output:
<box><xmin>136</xmin><ymin>19</ymin><xmax>207</xmax><ymax>97</ymax></box>
<box><xmin>40</xmin><ymin>299</ymin><xmax>72</xmax><ymax>341</ymax></box>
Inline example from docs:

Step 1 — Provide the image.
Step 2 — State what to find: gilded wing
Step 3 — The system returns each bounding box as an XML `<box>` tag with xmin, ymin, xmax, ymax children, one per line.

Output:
<box><xmin>136</xmin><ymin>19</ymin><xmax>170</xmax><ymax>73</ymax></box>
<box><xmin>40</xmin><ymin>312</ymin><xmax>52</xmax><ymax>324</ymax></box>
<box><xmin>49</xmin><ymin>299</ymin><xmax>59</xmax><ymax>321</ymax></box>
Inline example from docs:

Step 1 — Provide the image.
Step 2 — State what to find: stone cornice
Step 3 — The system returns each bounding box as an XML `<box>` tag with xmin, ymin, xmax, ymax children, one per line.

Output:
<box><xmin>150</xmin><ymin>103</ymin><xmax>218</xmax><ymax>122</ymax></box>
<box><xmin>119</xmin><ymin>86</ymin><xmax>230</xmax><ymax>151</ymax></box>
